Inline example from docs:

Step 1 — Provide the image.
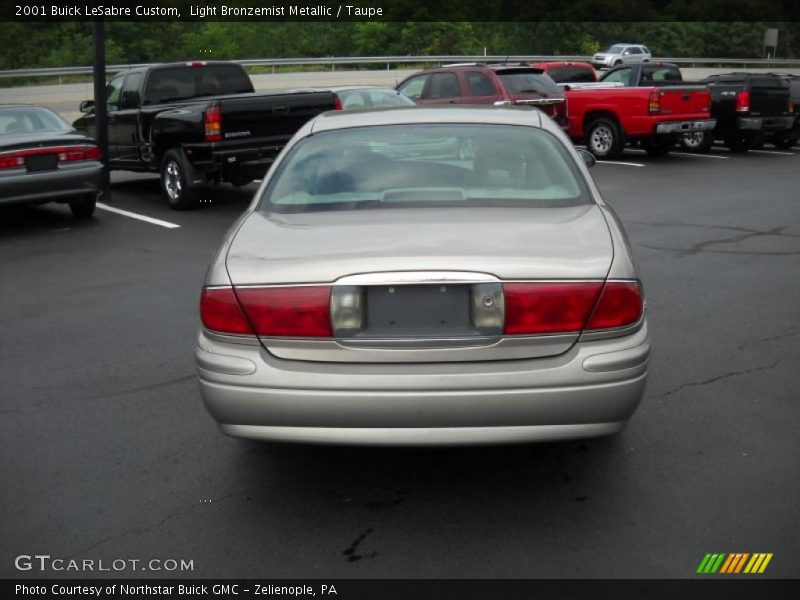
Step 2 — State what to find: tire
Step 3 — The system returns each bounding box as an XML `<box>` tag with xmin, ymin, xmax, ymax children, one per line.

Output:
<box><xmin>160</xmin><ymin>149</ymin><xmax>198</xmax><ymax>210</ymax></box>
<box><xmin>614</xmin><ymin>60</ymin><xmax>622</xmax><ymax>66</ymax></box>
<box><xmin>641</xmin><ymin>138</ymin><xmax>673</xmax><ymax>157</ymax></box>
<box><xmin>69</xmin><ymin>193</ymin><xmax>96</xmax><ymax>218</ymax></box>
<box><xmin>725</xmin><ymin>134</ymin><xmax>752</xmax><ymax>153</ymax></box>
<box><xmin>772</xmin><ymin>134</ymin><xmax>796</xmax><ymax>150</ymax></box>
<box><xmin>679</xmin><ymin>131</ymin><xmax>713</xmax><ymax>153</ymax></box>
<box><xmin>586</xmin><ymin>118</ymin><xmax>625</xmax><ymax>159</ymax></box>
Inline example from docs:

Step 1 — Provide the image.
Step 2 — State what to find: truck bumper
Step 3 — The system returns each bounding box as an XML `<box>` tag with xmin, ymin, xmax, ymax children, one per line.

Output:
<box><xmin>737</xmin><ymin>116</ymin><xmax>795</xmax><ymax>132</ymax></box>
<box><xmin>655</xmin><ymin>119</ymin><xmax>716</xmax><ymax>135</ymax></box>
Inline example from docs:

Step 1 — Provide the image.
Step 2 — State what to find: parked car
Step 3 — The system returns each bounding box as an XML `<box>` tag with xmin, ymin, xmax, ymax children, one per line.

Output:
<box><xmin>564</xmin><ymin>83</ymin><xmax>715</xmax><ymax>158</ymax></box>
<box><xmin>0</xmin><ymin>104</ymin><xmax>102</xmax><ymax>217</ymax></box>
<box><xmin>533</xmin><ymin>61</ymin><xmax>598</xmax><ymax>84</ymax></box>
<box><xmin>599</xmin><ymin>63</ymin><xmax>794</xmax><ymax>153</ymax></box>
<box><xmin>592</xmin><ymin>44</ymin><xmax>652</xmax><ymax>70</ymax></box>
<box><xmin>396</xmin><ymin>64</ymin><xmax>569</xmax><ymax>132</ymax></box>
<box><xmin>287</xmin><ymin>86</ymin><xmax>415</xmax><ymax>110</ymax></box>
<box><xmin>72</xmin><ymin>61</ymin><xmax>336</xmax><ymax>209</ymax></box>
<box><xmin>758</xmin><ymin>73</ymin><xmax>799</xmax><ymax>149</ymax></box>
<box><xmin>195</xmin><ymin>105</ymin><xmax>650</xmax><ymax>445</ymax></box>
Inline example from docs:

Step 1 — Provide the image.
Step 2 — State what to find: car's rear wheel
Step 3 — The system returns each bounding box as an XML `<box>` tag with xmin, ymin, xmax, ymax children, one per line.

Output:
<box><xmin>725</xmin><ymin>134</ymin><xmax>753</xmax><ymax>153</ymax></box>
<box><xmin>614</xmin><ymin>60</ymin><xmax>622</xmax><ymax>66</ymax></box>
<box><xmin>641</xmin><ymin>138</ymin><xmax>673</xmax><ymax>156</ymax></box>
<box><xmin>68</xmin><ymin>193</ymin><xmax>96</xmax><ymax>218</ymax></box>
<box><xmin>586</xmin><ymin>118</ymin><xmax>624</xmax><ymax>159</ymax></box>
<box><xmin>772</xmin><ymin>134</ymin><xmax>797</xmax><ymax>150</ymax></box>
<box><xmin>160</xmin><ymin>149</ymin><xmax>198</xmax><ymax>210</ymax></box>
<box><xmin>679</xmin><ymin>131</ymin><xmax>713</xmax><ymax>153</ymax></box>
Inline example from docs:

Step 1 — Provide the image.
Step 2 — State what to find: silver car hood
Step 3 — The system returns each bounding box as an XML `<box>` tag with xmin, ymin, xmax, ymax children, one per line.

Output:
<box><xmin>225</xmin><ymin>205</ymin><xmax>613</xmax><ymax>285</ymax></box>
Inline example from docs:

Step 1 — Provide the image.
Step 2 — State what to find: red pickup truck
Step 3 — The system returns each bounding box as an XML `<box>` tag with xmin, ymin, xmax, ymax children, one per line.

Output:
<box><xmin>564</xmin><ymin>85</ymin><xmax>715</xmax><ymax>158</ymax></box>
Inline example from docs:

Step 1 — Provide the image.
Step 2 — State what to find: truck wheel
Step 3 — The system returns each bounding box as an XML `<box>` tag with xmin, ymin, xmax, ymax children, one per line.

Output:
<box><xmin>772</xmin><ymin>135</ymin><xmax>796</xmax><ymax>150</ymax></box>
<box><xmin>642</xmin><ymin>138</ymin><xmax>673</xmax><ymax>156</ymax></box>
<box><xmin>679</xmin><ymin>131</ymin><xmax>713</xmax><ymax>153</ymax></box>
<box><xmin>586</xmin><ymin>118</ymin><xmax>624</xmax><ymax>159</ymax></box>
<box><xmin>160</xmin><ymin>149</ymin><xmax>198</xmax><ymax>210</ymax></box>
<box><xmin>725</xmin><ymin>134</ymin><xmax>752</xmax><ymax>153</ymax></box>
<box><xmin>68</xmin><ymin>193</ymin><xmax>96</xmax><ymax>218</ymax></box>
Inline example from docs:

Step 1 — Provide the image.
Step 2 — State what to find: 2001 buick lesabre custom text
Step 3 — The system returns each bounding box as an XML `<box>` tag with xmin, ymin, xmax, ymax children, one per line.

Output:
<box><xmin>195</xmin><ymin>106</ymin><xmax>650</xmax><ymax>445</ymax></box>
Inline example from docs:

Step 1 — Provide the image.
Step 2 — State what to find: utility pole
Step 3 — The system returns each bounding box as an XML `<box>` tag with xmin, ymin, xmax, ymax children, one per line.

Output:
<box><xmin>92</xmin><ymin>20</ymin><xmax>111</xmax><ymax>201</ymax></box>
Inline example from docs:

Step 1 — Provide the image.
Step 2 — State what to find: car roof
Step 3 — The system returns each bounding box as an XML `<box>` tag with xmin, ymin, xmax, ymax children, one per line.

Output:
<box><xmin>534</xmin><ymin>62</ymin><xmax>594</xmax><ymax>69</ymax></box>
<box><xmin>307</xmin><ymin>105</ymin><xmax>547</xmax><ymax>135</ymax></box>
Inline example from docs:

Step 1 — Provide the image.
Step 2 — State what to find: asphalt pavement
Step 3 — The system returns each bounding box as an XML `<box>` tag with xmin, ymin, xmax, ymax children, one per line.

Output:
<box><xmin>1</xmin><ymin>145</ymin><xmax>799</xmax><ymax>578</ymax></box>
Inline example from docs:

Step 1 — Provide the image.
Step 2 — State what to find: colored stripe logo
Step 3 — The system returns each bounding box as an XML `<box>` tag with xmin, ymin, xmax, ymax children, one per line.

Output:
<box><xmin>697</xmin><ymin>553</ymin><xmax>773</xmax><ymax>574</ymax></box>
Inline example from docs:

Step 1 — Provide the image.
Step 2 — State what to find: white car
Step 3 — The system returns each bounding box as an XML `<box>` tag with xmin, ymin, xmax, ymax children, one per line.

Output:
<box><xmin>592</xmin><ymin>44</ymin><xmax>652</xmax><ymax>69</ymax></box>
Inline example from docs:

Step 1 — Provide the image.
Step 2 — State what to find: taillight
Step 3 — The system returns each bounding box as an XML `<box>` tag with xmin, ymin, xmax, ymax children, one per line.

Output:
<box><xmin>586</xmin><ymin>281</ymin><xmax>644</xmax><ymax>330</ymax></box>
<box><xmin>503</xmin><ymin>282</ymin><xmax>603</xmax><ymax>335</ymax></box>
<box><xmin>186</xmin><ymin>61</ymin><xmax>208</xmax><ymax>68</ymax></box>
<box><xmin>204</xmin><ymin>106</ymin><xmax>222</xmax><ymax>142</ymax></box>
<box><xmin>0</xmin><ymin>144</ymin><xmax>102</xmax><ymax>170</ymax></box>
<box><xmin>502</xmin><ymin>280</ymin><xmax>643</xmax><ymax>335</ymax></box>
<box><xmin>648</xmin><ymin>89</ymin><xmax>661</xmax><ymax>114</ymax></box>
<box><xmin>236</xmin><ymin>286</ymin><xmax>332</xmax><ymax>337</ymax></box>
<box><xmin>333</xmin><ymin>94</ymin><xmax>343</xmax><ymax>110</ymax></box>
<box><xmin>789</xmin><ymin>99</ymin><xmax>795</xmax><ymax>114</ymax></box>
<box><xmin>735</xmin><ymin>90</ymin><xmax>750</xmax><ymax>113</ymax></box>
<box><xmin>200</xmin><ymin>287</ymin><xmax>253</xmax><ymax>335</ymax></box>
<box><xmin>200</xmin><ymin>285</ymin><xmax>333</xmax><ymax>337</ymax></box>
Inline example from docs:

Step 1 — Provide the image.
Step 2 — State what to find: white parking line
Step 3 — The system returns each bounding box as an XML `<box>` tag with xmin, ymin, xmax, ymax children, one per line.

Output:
<box><xmin>670</xmin><ymin>151</ymin><xmax>729</xmax><ymax>159</ymax></box>
<box><xmin>96</xmin><ymin>203</ymin><xmax>181</xmax><ymax>229</ymax></box>
<box><xmin>749</xmin><ymin>149</ymin><xmax>796</xmax><ymax>156</ymax></box>
<box><xmin>596</xmin><ymin>160</ymin><xmax>646</xmax><ymax>167</ymax></box>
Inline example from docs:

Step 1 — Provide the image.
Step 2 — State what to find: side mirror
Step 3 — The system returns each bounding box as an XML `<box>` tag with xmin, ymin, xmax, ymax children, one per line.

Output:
<box><xmin>79</xmin><ymin>100</ymin><xmax>95</xmax><ymax>113</ymax></box>
<box><xmin>579</xmin><ymin>149</ymin><xmax>596</xmax><ymax>168</ymax></box>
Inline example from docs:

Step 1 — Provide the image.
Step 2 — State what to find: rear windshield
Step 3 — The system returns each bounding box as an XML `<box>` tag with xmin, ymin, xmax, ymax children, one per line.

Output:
<box><xmin>496</xmin><ymin>71</ymin><xmax>562</xmax><ymax>98</ymax></box>
<box><xmin>143</xmin><ymin>65</ymin><xmax>254</xmax><ymax>105</ymax></box>
<box><xmin>641</xmin><ymin>65</ymin><xmax>682</xmax><ymax>82</ymax></box>
<box><xmin>0</xmin><ymin>107</ymin><xmax>71</xmax><ymax>135</ymax></box>
<box><xmin>337</xmin><ymin>89</ymin><xmax>416</xmax><ymax>110</ymax></box>
<box><xmin>545</xmin><ymin>66</ymin><xmax>596</xmax><ymax>84</ymax></box>
<box><xmin>259</xmin><ymin>123</ymin><xmax>590</xmax><ymax>213</ymax></box>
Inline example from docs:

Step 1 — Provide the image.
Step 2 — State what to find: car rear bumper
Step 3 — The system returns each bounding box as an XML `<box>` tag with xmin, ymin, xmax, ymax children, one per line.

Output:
<box><xmin>737</xmin><ymin>116</ymin><xmax>795</xmax><ymax>132</ymax></box>
<box><xmin>655</xmin><ymin>119</ymin><xmax>716</xmax><ymax>135</ymax></box>
<box><xmin>0</xmin><ymin>162</ymin><xmax>103</xmax><ymax>207</ymax></box>
<box><xmin>195</xmin><ymin>321</ymin><xmax>650</xmax><ymax>445</ymax></box>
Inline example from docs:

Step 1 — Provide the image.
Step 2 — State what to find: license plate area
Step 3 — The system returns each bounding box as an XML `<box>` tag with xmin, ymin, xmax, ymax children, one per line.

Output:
<box><xmin>366</xmin><ymin>284</ymin><xmax>472</xmax><ymax>337</ymax></box>
<box><xmin>331</xmin><ymin>281</ymin><xmax>504</xmax><ymax>341</ymax></box>
<box><xmin>26</xmin><ymin>153</ymin><xmax>58</xmax><ymax>172</ymax></box>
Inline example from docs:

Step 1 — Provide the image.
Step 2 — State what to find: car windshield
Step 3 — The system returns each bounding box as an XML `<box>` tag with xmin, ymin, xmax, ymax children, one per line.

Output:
<box><xmin>338</xmin><ymin>89</ymin><xmax>416</xmax><ymax>109</ymax></box>
<box><xmin>605</xmin><ymin>45</ymin><xmax>627</xmax><ymax>53</ymax></box>
<box><xmin>259</xmin><ymin>123</ymin><xmax>590</xmax><ymax>213</ymax></box>
<box><xmin>496</xmin><ymin>72</ymin><xmax>562</xmax><ymax>97</ymax></box>
<box><xmin>0</xmin><ymin>107</ymin><xmax>71</xmax><ymax>135</ymax></box>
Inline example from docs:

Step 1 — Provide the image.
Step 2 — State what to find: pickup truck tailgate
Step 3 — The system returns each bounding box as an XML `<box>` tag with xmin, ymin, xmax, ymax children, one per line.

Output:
<box><xmin>219</xmin><ymin>92</ymin><xmax>336</xmax><ymax>143</ymax></box>
<box><xmin>657</xmin><ymin>85</ymin><xmax>711</xmax><ymax>115</ymax></box>
<box><xmin>748</xmin><ymin>77</ymin><xmax>791</xmax><ymax>116</ymax></box>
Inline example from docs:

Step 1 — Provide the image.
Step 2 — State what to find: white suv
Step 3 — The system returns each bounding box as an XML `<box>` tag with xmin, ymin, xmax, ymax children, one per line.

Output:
<box><xmin>592</xmin><ymin>44</ymin><xmax>652</xmax><ymax>69</ymax></box>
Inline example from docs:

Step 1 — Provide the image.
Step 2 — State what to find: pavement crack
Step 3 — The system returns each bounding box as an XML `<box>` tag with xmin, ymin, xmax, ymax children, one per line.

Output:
<box><xmin>639</xmin><ymin>226</ymin><xmax>800</xmax><ymax>257</ymax></box>
<box><xmin>736</xmin><ymin>327</ymin><xmax>799</xmax><ymax>351</ymax></box>
<box><xmin>658</xmin><ymin>360</ymin><xmax>781</xmax><ymax>399</ymax></box>
<box><xmin>68</xmin><ymin>494</ymin><xmax>233</xmax><ymax>559</ymax></box>
<box><xmin>88</xmin><ymin>374</ymin><xmax>195</xmax><ymax>400</ymax></box>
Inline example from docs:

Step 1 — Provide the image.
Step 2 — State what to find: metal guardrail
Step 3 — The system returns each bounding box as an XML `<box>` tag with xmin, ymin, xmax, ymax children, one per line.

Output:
<box><xmin>2</xmin><ymin>55</ymin><xmax>800</xmax><ymax>80</ymax></box>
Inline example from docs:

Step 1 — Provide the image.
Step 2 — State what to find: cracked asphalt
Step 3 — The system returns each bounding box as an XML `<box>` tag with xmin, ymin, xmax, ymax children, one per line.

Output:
<box><xmin>1</xmin><ymin>146</ymin><xmax>798</xmax><ymax>579</ymax></box>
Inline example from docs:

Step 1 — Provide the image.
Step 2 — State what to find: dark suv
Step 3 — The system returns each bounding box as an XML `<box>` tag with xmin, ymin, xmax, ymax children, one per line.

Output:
<box><xmin>396</xmin><ymin>64</ymin><xmax>569</xmax><ymax>131</ymax></box>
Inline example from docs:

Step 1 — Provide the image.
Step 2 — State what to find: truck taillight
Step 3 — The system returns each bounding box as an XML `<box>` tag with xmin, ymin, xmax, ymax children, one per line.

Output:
<box><xmin>204</xmin><ymin>106</ymin><xmax>222</xmax><ymax>142</ymax></box>
<box><xmin>333</xmin><ymin>94</ymin><xmax>343</xmax><ymax>110</ymax></box>
<box><xmin>502</xmin><ymin>281</ymin><xmax>643</xmax><ymax>335</ymax></box>
<box><xmin>186</xmin><ymin>61</ymin><xmax>208</xmax><ymax>68</ymax></box>
<box><xmin>0</xmin><ymin>144</ymin><xmax>101</xmax><ymax>170</ymax></box>
<box><xmin>735</xmin><ymin>90</ymin><xmax>750</xmax><ymax>113</ymax></box>
<box><xmin>200</xmin><ymin>285</ymin><xmax>333</xmax><ymax>337</ymax></box>
<box><xmin>648</xmin><ymin>90</ymin><xmax>661</xmax><ymax>114</ymax></box>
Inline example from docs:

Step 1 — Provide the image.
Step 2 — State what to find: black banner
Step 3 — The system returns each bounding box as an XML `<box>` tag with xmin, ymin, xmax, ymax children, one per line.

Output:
<box><xmin>3</xmin><ymin>0</ymin><xmax>800</xmax><ymax>22</ymax></box>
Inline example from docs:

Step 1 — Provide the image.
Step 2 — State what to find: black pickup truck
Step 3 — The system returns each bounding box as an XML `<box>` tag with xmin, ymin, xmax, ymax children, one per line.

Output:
<box><xmin>73</xmin><ymin>61</ymin><xmax>336</xmax><ymax>209</ymax></box>
<box><xmin>599</xmin><ymin>63</ymin><xmax>794</xmax><ymax>153</ymax></box>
